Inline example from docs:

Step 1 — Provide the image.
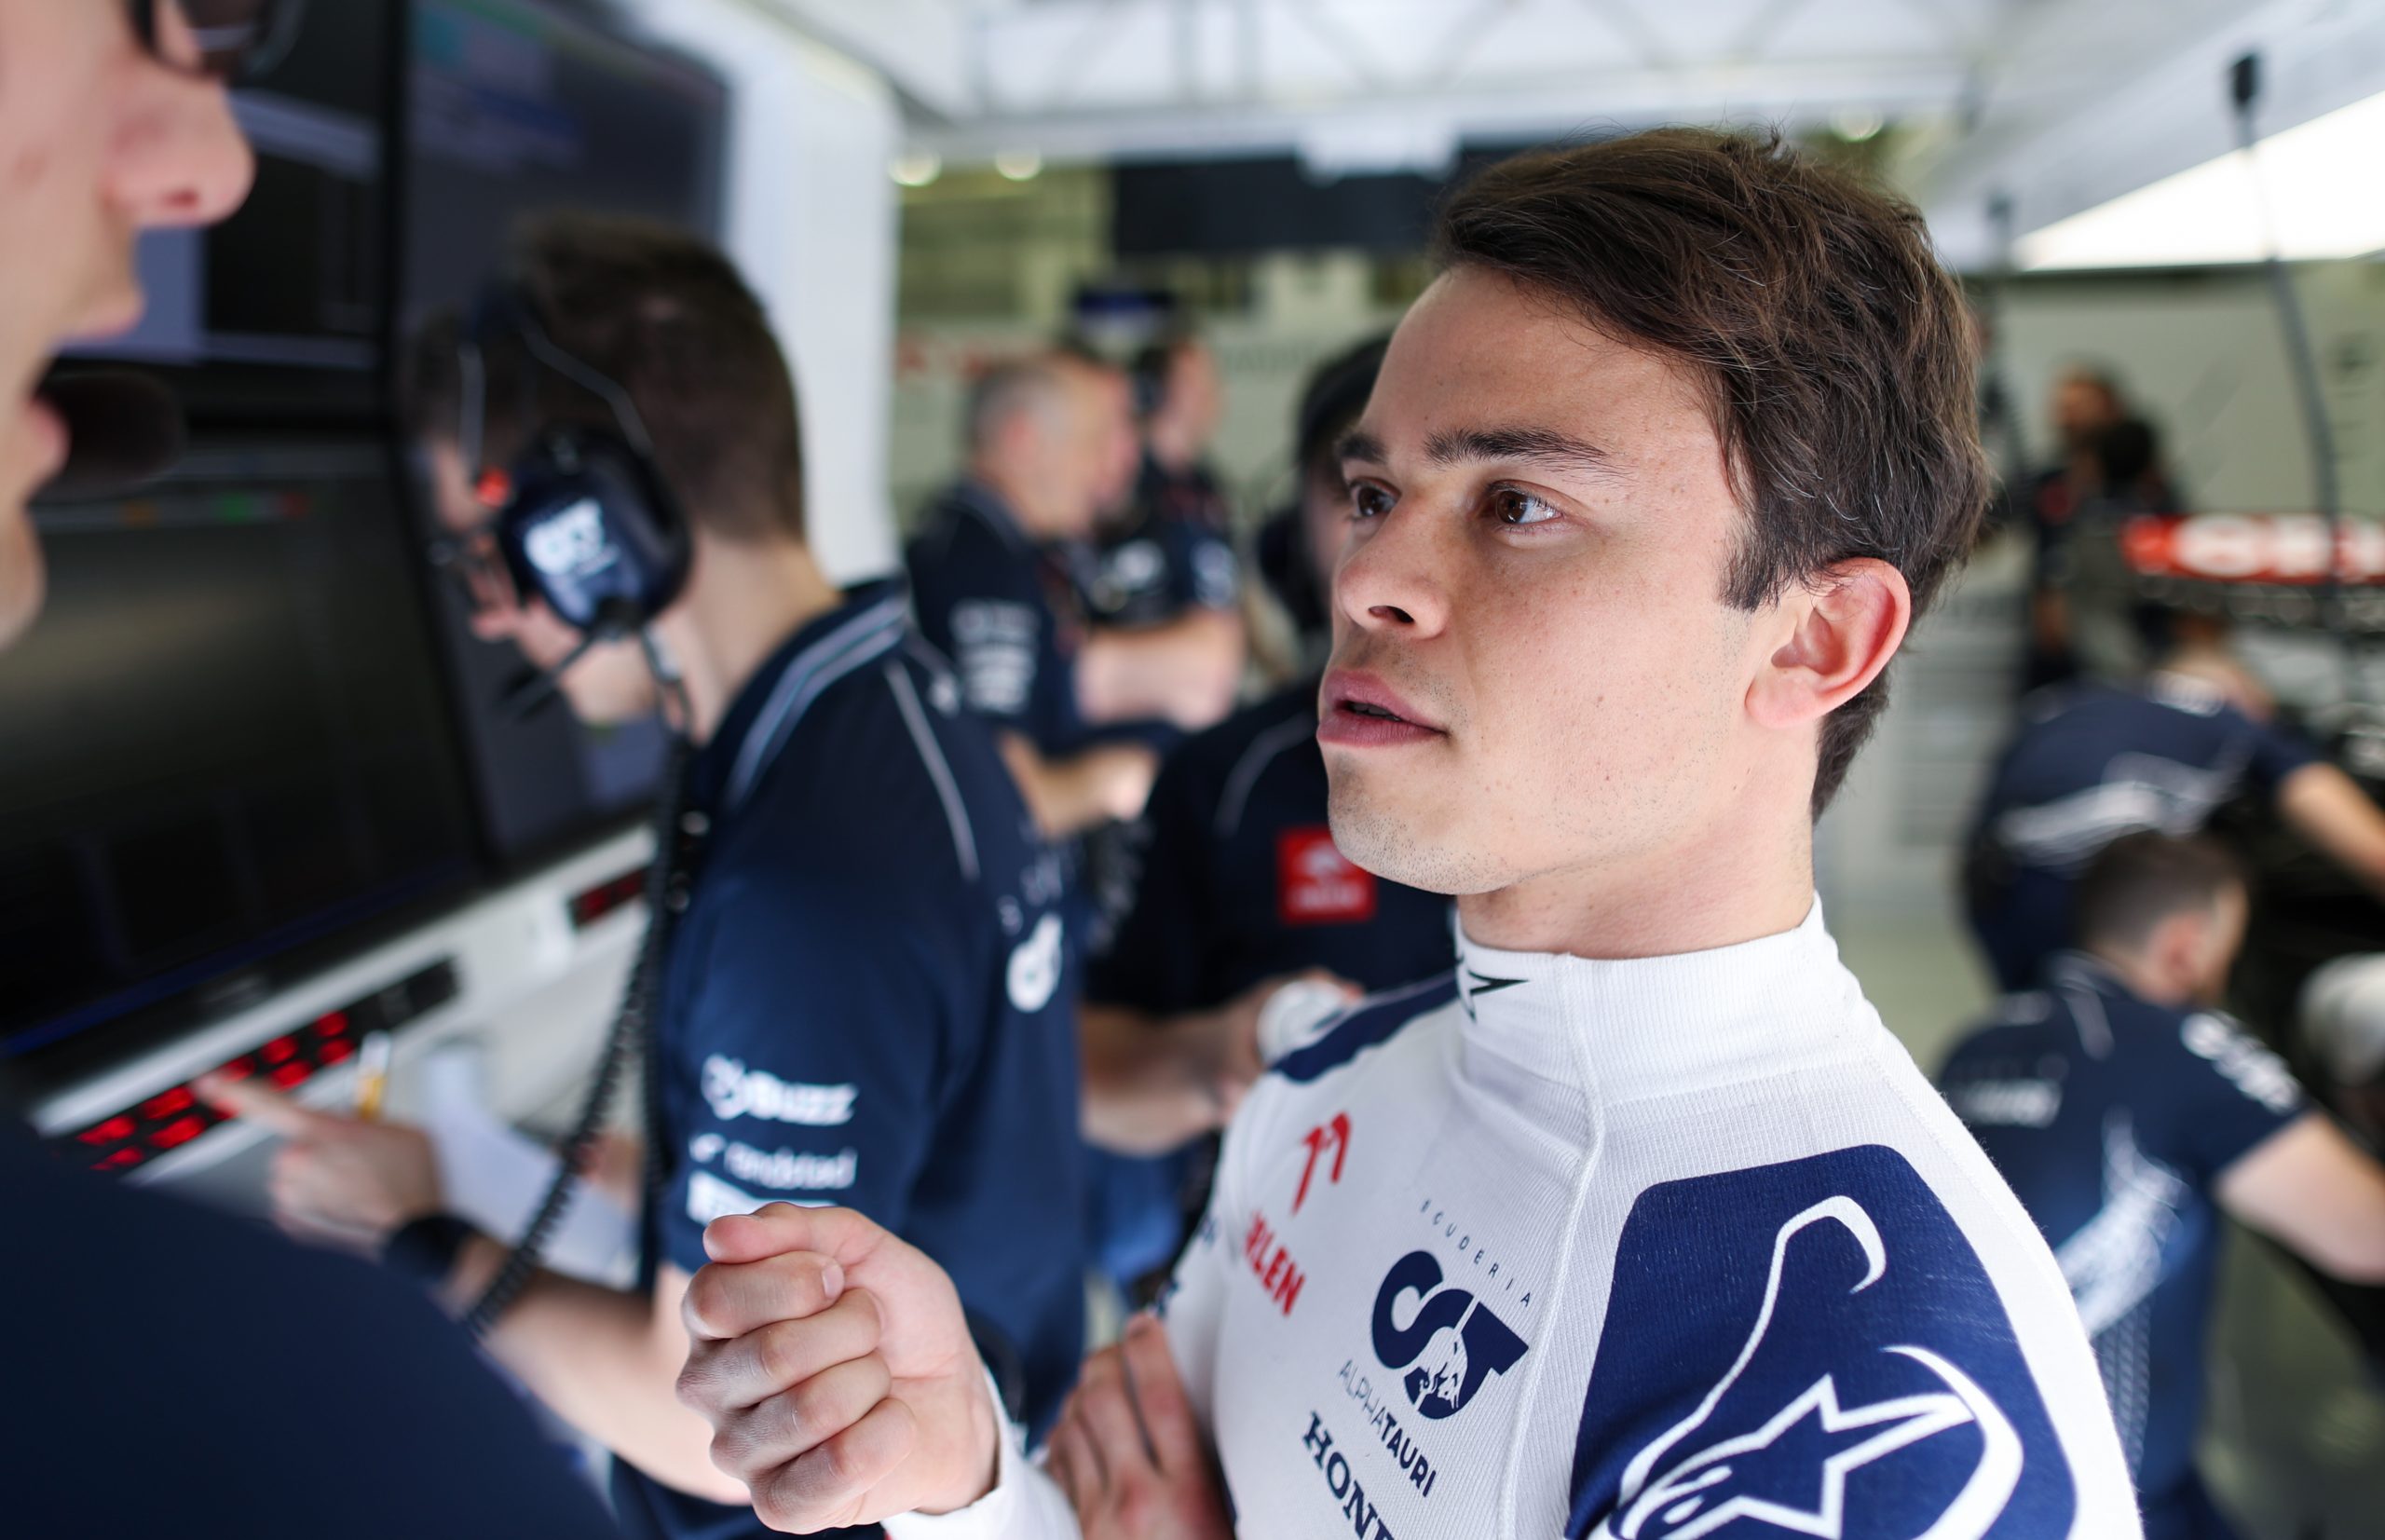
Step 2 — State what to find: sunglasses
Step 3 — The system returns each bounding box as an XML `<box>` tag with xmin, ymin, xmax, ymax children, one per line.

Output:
<box><xmin>126</xmin><ymin>0</ymin><xmax>307</xmax><ymax>83</ymax></box>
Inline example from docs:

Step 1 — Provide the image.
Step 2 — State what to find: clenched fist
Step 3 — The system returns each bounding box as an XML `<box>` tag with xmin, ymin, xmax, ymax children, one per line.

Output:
<box><xmin>676</xmin><ymin>1205</ymin><xmax>1000</xmax><ymax>1533</ymax></box>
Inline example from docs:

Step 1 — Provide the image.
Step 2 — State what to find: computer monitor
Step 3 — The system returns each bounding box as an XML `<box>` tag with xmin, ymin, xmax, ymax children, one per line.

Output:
<box><xmin>401</xmin><ymin>0</ymin><xmax>727</xmax><ymax>865</ymax></box>
<box><xmin>0</xmin><ymin>441</ymin><xmax>480</xmax><ymax>1077</ymax></box>
<box><xmin>67</xmin><ymin>0</ymin><xmax>400</xmax><ymax>422</ymax></box>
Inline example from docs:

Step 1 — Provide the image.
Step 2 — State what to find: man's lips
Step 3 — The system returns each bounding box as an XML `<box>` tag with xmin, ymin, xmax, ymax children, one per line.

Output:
<box><xmin>1318</xmin><ymin>668</ymin><xmax>1445</xmax><ymax>747</ymax></box>
<box><xmin>20</xmin><ymin>394</ymin><xmax>69</xmax><ymax>483</ymax></box>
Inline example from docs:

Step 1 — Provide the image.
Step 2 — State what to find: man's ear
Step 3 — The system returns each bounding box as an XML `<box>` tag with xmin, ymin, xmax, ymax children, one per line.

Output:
<box><xmin>1747</xmin><ymin>558</ymin><xmax>1912</xmax><ymax>730</ymax></box>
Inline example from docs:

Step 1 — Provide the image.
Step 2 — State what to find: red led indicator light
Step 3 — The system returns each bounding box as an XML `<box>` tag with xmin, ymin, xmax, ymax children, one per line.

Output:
<box><xmin>150</xmin><ymin>1116</ymin><xmax>205</xmax><ymax>1150</ymax></box>
<box><xmin>139</xmin><ymin>1086</ymin><xmax>195</xmax><ymax>1120</ymax></box>
<box><xmin>213</xmin><ymin>1059</ymin><xmax>253</xmax><ymax>1082</ymax></box>
<box><xmin>314</xmin><ymin>1011</ymin><xmax>349</xmax><ymax>1037</ymax></box>
<box><xmin>319</xmin><ymin>1039</ymin><xmax>354</xmax><ymax>1065</ymax></box>
<box><xmin>269</xmin><ymin>1063</ymin><xmax>309</xmax><ymax>1089</ymax></box>
<box><xmin>78</xmin><ymin>1116</ymin><xmax>136</xmax><ymax>1145</ymax></box>
<box><xmin>97</xmin><ymin>1149</ymin><xmax>143</xmax><ymax>1171</ymax></box>
<box><xmin>261</xmin><ymin>1037</ymin><xmax>297</xmax><ymax>1065</ymax></box>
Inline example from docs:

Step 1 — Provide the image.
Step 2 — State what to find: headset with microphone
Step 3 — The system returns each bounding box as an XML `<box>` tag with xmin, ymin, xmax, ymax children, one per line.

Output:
<box><xmin>444</xmin><ymin>279</ymin><xmax>701</xmax><ymax>1335</ymax></box>
<box><xmin>455</xmin><ymin>280</ymin><xmax>694</xmax><ymax>715</ymax></box>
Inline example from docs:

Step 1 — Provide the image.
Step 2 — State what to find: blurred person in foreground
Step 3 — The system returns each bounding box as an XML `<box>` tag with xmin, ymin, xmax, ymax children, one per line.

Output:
<box><xmin>0</xmin><ymin>3</ymin><xmax>615</xmax><ymax>1534</ymax></box>
<box><xmin>672</xmin><ymin>128</ymin><xmax>2144</xmax><ymax>1540</ymax></box>
<box><xmin>1942</xmin><ymin>832</ymin><xmax>2385</xmax><ymax>1539</ymax></box>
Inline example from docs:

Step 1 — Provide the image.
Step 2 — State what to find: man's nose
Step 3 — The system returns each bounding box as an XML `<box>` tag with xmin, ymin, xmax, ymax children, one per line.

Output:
<box><xmin>1335</xmin><ymin>501</ymin><xmax>1450</xmax><ymax>640</ymax></box>
<box><xmin>108</xmin><ymin>48</ymin><xmax>257</xmax><ymax>233</ymax></box>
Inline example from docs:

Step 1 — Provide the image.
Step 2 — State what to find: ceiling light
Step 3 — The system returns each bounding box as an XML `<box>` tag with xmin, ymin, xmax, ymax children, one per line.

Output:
<box><xmin>890</xmin><ymin>151</ymin><xmax>942</xmax><ymax>188</ymax></box>
<box><xmin>2018</xmin><ymin>89</ymin><xmax>2385</xmax><ymax>270</ymax></box>
<box><xmin>994</xmin><ymin>149</ymin><xmax>1044</xmax><ymax>182</ymax></box>
<box><xmin>1831</xmin><ymin>109</ymin><xmax>1886</xmax><ymax>143</ymax></box>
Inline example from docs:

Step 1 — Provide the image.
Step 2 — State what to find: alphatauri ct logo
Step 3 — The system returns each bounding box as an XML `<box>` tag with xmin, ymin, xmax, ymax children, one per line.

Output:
<box><xmin>1370</xmin><ymin>1249</ymin><xmax>1529</xmax><ymax>1421</ymax></box>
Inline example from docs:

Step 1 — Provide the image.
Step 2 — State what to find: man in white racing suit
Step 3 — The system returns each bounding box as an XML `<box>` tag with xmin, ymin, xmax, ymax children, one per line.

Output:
<box><xmin>670</xmin><ymin>127</ymin><xmax>2144</xmax><ymax>1540</ymax></box>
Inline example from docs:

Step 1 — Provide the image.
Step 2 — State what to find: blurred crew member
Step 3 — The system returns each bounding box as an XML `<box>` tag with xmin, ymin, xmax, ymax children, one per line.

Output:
<box><xmin>1076</xmin><ymin>336</ymin><xmax>1454</xmax><ymax>1291</ymax></box>
<box><xmin>1942</xmin><ymin>833</ymin><xmax>2385</xmax><ymax>1540</ymax></box>
<box><xmin>908</xmin><ymin>358</ymin><xmax>1170</xmax><ymax>838</ymax></box>
<box><xmin>201</xmin><ymin>215</ymin><xmax>1084</xmax><ymax>1540</ymax></box>
<box><xmin>2019</xmin><ymin>365</ymin><xmax>2131</xmax><ymax>689</ymax></box>
<box><xmin>1075</xmin><ymin>332</ymin><xmax>1243</xmax><ymax>642</ymax></box>
<box><xmin>2302</xmin><ymin>955</ymin><xmax>2385</xmax><ymax>1150</ymax></box>
<box><xmin>675</xmin><ymin>128</ymin><xmax>2141</xmax><ymax>1540</ymax></box>
<box><xmin>1964</xmin><ymin>625</ymin><xmax>2385</xmax><ymax>991</ymax></box>
<box><xmin>0</xmin><ymin>4</ymin><xmax>615</xmax><ymax>1536</ymax></box>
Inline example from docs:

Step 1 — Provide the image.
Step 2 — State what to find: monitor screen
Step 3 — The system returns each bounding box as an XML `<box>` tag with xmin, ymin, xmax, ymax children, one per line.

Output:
<box><xmin>401</xmin><ymin>0</ymin><xmax>726</xmax><ymax>864</ymax></box>
<box><xmin>405</xmin><ymin>0</ymin><xmax>728</xmax><ymax>312</ymax></box>
<box><xmin>68</xmin><ymin>1</ymin><xmax>397</xmax><ymax>416</ymax></box>
<box><xmin>0</xmin><ymin>442</ymin><xmax>480</xmax><ymax>1070</ymax></box>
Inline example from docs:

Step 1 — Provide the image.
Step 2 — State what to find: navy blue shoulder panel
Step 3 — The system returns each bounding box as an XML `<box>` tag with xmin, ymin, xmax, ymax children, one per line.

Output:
<box><xmin>1566</xmin><ymin>1143</ymin><xmax>2076</xmax><ymax>1540</ymax></box>
<box><xmin>1272</xmin><ymin>971</ymin><xmax>1458</xmax><ymax>1084</ymax></box>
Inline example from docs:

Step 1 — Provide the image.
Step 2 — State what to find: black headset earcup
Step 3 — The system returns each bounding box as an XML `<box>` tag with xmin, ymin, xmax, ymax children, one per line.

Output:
<box><xmin>496</xmin><ymin>424</ymin><xmax>692</xmax><ymax>633</ymax></box>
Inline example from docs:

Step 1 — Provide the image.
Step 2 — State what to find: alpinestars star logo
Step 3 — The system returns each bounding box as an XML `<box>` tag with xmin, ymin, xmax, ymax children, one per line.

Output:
<box><xmin>1592</xmin><ymin>1198</ymin><xmax>2021</xmax><ymax>1540</ymax></box>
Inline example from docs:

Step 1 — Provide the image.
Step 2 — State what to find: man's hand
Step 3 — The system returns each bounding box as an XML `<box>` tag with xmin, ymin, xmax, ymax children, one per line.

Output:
<box><xmin>1046</xmin><ymin>1314</ymin><xmax>1232</xmax><ymax>1539</ymax></box>
<box><xmin>196</xmin><ymin>1073</ymin><xmax>442</xmax><ymax>1254</ymax></box>
<box><xmin>677</xmin><ymin>1205</ymin><xmax>1000</xmax><ymax>1533</ymax></box>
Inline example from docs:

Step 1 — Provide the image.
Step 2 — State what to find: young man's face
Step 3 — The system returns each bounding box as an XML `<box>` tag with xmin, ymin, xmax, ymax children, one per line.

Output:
<box><xmin>0</xmin><ymin>0</ymin><xmax>252</xmax><ymax>646</ymax></box>
<box><xmin>1321</xmin><ymin>266</ymin><xmax>1768</xmax><ymax>898</ymax></box>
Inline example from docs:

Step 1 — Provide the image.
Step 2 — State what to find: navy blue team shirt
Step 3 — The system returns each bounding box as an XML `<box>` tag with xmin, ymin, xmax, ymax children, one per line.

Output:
<box><xmin>0</xmin><ymin>1116</ymin><xmax>619</xmax><ymax>1538</ymax></box>
<box><xmin>1967</xmin><ymin>675</ymin><xmax>2318</xmax><ymax>991</ymax></box>
<box><xmin>1082</xmin><ymin>677</ymin><xmax>1456</xmax><ymax>1284</ymax></box>
<box><xmin>613</xmin><ymin>582</ymin><xmax>1084</xmax><ymax>1540</ymax></box>
<box><xmin>906</xmin><ymin>483</ymin><xmax>1091</xmax><ymax>756</ymax></box>
<box><xmin>1939</xmin><ymin>953</ymin><xmax>2306</xmax><ymax>1538</ymax></box>
<box><xmin>1081</xmin><ymin>451</ymin><xmax>1241</xmax><ymax>632</ymax></box>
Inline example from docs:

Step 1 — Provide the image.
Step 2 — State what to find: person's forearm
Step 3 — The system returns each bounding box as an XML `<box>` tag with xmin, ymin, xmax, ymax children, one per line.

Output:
<box><xmin>444</xmin><ymin>1239</ymin><xmax>747</xmax><ymax>1505</ymax></box>
<box><xmin>1077</xmin><ymin>612</ymin><xmax>1243</xmax><ymax>729</ymax></box>
<box><xmin>1079</xmin><ymin>1003</ymin><xmax>1227</xmax><ymax>1154</ymax></box>
<box><xmin>999</xmin><ymin>737</ymin><xmax>1152</xmax><ymax>838</ymax></box>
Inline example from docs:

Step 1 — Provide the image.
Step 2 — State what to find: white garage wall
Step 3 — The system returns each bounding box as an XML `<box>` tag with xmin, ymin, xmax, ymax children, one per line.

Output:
<box><xmin>617</xmin><ymin>0</ymin><xmax>904</xmax><ymax>582</ymax></box>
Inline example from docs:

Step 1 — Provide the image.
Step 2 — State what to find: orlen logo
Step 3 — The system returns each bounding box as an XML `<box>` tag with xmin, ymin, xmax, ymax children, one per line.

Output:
<box><xmin>1370</xmin><ymin>1250</ymin><xmax>1528</xmax><ymax>1421</ymax></box>
<box><xmin>1279</xmin><ymin>828</ymin><xmax>1376</xmax><ymax>925</ymax></box>
<box><xmin>522</xmin><ymin>498</ymin><xmax>618</xmax><ymax>579</ymax></box>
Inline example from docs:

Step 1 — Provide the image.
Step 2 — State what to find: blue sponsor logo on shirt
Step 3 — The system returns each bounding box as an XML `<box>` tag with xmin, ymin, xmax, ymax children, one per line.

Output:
<box><xmin>1567</xmin><ymin>1146</ymin><xmax>2075</xmax><ymax>1539</ymax></box>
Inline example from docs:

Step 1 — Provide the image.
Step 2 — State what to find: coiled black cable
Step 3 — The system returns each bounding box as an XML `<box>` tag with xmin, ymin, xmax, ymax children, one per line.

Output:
<box><xmin>462</xmin><ymin>663</ymin><xmax>695</xmax><ymax>1339</ymax></box>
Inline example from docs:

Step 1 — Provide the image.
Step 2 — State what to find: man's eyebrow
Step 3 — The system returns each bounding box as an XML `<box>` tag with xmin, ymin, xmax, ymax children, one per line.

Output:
<box><xmin>1424</xmin><ymin>426</ymin><xmax>1617</xmax><ymax>477</ymax></box>
<box><xmin>1335</xmin><ymin>429</ymin><xmax>1386</xmax><ymax>467</ymax></box>
<box><xmin>1336</xmin><ymin>425</ymin><xmax>1618</xmax><ymax>479</ymax></box>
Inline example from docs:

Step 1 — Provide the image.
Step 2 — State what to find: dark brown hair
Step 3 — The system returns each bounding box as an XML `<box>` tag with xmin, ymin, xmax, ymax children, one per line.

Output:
<box><xmin>404</xmin><ymin>212</ymin><xmax>806</xmax><ymax>542</ymax></box>
<box><xmin>1435</xmin><ymin>128</ymin><xmax>1988</xmax><ymax>811</ymax></box>
<box><xmin>2076</xmin><ymin>831</ymin><xmax>2247</xmax><ymax>955</ymax></box>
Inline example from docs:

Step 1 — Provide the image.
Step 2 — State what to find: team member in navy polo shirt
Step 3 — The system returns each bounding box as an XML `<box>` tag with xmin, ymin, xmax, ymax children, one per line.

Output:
<box><xmin>1942</xmin><ymin>832</ymin><xmax>2385</xmax><ymax>1538</ymax></box>
<box><xmin>206</xmin><ymin>217</ymin><xmax>1084</xmax><ymax>1540</ymax></box>
<box><xmin>1964</xmin><ymin>628</ymin><xmax>2385</xmax><ymax>991</ymax></box>
<box><xmin>906</xmin><ymin>354</ymin><xmax>1239</xmax><ymax>842</ymax></box>
<box><xmin>1076</xmin><ymin>337</ymin><xmax>1456</xmax><ymax>1287</ymax></box>
<box><xmin>1076</xmin><ymin>332</ymin><xmax>1244</xmax><ymax>634</ymax></box>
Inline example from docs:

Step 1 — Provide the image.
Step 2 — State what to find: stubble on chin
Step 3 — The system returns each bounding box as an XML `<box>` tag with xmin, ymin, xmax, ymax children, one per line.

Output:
<box><xmin>1324</xmin><ymin>759</ymin><xmax>1508</xmax><ymax>898</ymax></box>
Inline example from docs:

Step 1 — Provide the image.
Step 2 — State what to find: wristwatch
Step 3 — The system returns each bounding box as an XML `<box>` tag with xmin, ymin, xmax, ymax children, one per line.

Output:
<box><xmin>381</xmin><ymin>1212</ymin><xmax>481</xmax><ymax>1290</ymax></box>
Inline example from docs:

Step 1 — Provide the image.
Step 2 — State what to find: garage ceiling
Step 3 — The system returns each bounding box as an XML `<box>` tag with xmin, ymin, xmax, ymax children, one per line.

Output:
<box><xmin>753</xmin><ymin>0</ymin><xmax>2385</xmax><ymax>266</ymax></box>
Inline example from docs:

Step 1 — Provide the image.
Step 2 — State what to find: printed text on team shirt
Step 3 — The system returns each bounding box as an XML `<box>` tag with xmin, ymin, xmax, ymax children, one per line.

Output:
<box><xmin>701</xmin><ymin>1056</ymin><xmax>857</xmax><ymax>1125</ymax></box>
